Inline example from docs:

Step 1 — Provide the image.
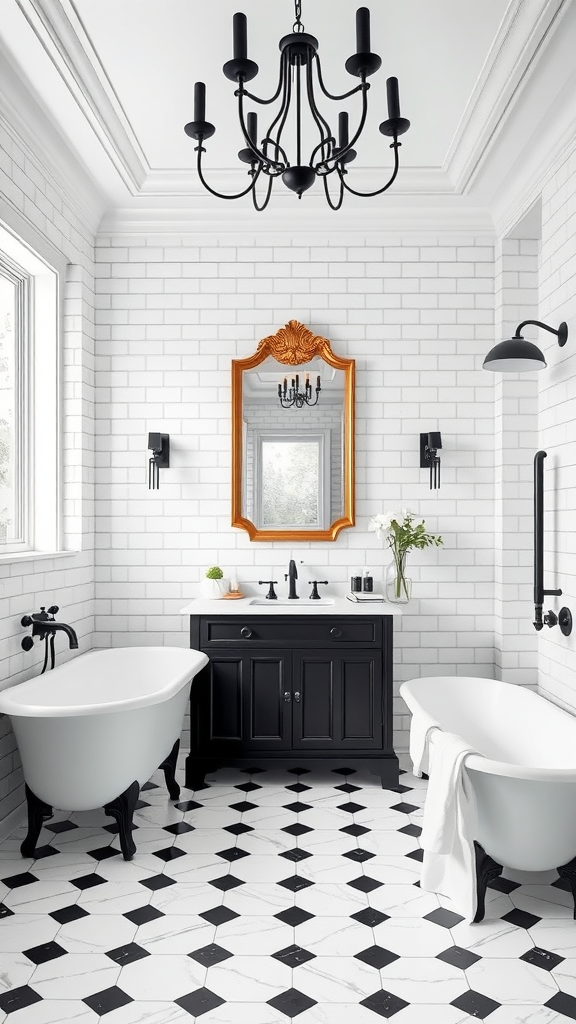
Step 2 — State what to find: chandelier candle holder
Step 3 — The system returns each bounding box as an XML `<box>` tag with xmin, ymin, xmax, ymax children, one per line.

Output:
<box><xmin>184</xmin><ymin>2</ymin><xmax>410</xmax><ymax>211</ymax></box>
<box><xmin>278</xmin><ymin>373</ymin><xmax>321</xmax><ymax>409</ymax></box>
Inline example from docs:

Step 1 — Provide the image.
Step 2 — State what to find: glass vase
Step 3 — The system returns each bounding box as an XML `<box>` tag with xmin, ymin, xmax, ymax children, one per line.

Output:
<box><xmin>386</xmin><ymin>556</ymin><xmax>412</xmax><ymax>604</ymax></box>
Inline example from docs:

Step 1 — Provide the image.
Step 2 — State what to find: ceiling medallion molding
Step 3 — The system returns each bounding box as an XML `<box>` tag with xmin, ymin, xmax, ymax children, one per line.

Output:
<box><xmin>14</xmin><ymin>0</ymin><xmax>148</xmax><ymax>195</ymax></box>
<box><xmin>445</xmin><ymin>0</ymin><xmax>569</xmax><ymax>194</ymax></box>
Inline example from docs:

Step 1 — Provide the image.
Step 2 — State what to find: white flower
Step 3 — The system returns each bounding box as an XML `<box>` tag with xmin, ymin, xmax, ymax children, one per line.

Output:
<box><xmin>368</xmin><ymin>511</ymin><xmax>397</xmax><ymax>539</ymax></box>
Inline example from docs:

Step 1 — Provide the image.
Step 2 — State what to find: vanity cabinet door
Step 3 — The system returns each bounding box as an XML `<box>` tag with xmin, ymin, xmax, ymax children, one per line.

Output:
<box><xmin>292</xmin><ymin>650</ymin><xmax>383</xmax><ymax>750</ymax></box>
<box><xmin>192</xmin><ymin>651</ymin><xmax>292</xmax><ymax>755</ymax></box>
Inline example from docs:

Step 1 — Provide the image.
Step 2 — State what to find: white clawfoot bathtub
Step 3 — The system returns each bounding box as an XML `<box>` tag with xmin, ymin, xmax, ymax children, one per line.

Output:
<box><xmin>0</xmin><ymin>647</ymin><xmax>208</xmax><ymax>858</ymax></box>
<box><xmin>400</xmin><ymin>676</ymin><xmax>576</xmax><ymax>916</ymax></box>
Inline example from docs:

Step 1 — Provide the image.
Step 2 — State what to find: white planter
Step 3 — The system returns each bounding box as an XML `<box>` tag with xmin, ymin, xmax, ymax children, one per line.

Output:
<box><xmin>200</xmin><ymin>577</ymin><xmax>229</xmax><ymax>599</ymax></box>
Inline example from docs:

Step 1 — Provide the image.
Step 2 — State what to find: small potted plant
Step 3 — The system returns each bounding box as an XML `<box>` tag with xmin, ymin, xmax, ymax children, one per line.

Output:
<box><xmin>200</xmin><ymin>566</ymin><xmax>229</xmax><ymax>599</ymax></box>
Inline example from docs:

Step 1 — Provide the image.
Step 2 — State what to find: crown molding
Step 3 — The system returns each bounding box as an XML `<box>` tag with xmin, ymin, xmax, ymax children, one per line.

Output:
<box><xmin>0</xmin><ymin>48</ymin><xmax>104</xmax><ymax>238</ymax></box>
<box><xmin>14</xmin><ymin>0</ymin><xmax>148</xmax><ymax>195</ymax></box>
<box><xmin>445</xmin><ymin>0</ymin><xmax>569</xmax><ymax>193</ymax></box>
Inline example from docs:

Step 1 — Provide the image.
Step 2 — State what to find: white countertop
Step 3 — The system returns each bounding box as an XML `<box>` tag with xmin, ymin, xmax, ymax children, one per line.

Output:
<box><xmin>180</xmin><ymin>597</ymin><xmax>402</xmax><ymax>616</ymax></box>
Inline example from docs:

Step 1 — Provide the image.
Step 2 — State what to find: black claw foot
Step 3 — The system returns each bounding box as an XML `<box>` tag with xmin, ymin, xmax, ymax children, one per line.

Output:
<box><xmin>473</xmin><ymin>840</ymin><xmax>503</xmax><ymax>922</ymax></box>
<box><xmin>557</xmin><ymin>855</ymin><xmax>576</xmax><ymax>919</ymax></box>
<box><xmin>104</xmin><ymin>780</ymin><xmax>140</xmax><ymax>860</ymax></box>
<box><xmin>159</xmin><ymin>739</ymin><xmax>181</xmax><ymax>800</ymax></box>
<box><xmin>21</xmin><ymin>785</ymin><xmax>53</xmax><ymax>857</ymax></box>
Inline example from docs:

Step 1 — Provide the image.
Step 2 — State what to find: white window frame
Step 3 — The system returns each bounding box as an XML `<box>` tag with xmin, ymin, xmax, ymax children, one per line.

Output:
<box><xmin>254</xmin><ymin>429</ymin><xmax>331</xmax><ymax>531</ymax></box>
<box><xmin>0</xmin><ymin>215</ymin><xmax>63</xmax><ymax>560</ymax></box>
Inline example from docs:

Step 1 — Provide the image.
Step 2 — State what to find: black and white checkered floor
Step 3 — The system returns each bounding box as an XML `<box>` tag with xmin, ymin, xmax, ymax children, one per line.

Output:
<box><xmin>1</xmin><ymin>756</ymin><xmax>576</xmax><ymax>1023</ymax></box>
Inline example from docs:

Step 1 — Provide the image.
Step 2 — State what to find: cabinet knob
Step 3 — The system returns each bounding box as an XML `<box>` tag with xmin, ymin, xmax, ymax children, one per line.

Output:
<box><xmin>240</xmin><ymin>626</ymin><xmax>253</xmax><ymax>638</ymax></box>
<box><xmin>293</xmin><ymin>690</ymin><xmax>301</xmax><ymax>703</ymax></box>
<box><xmin>283</xmin><ymin>691</ymin><xmax>292</xmax><ymax>702</ymax></box>
<box><xmin>330</xmin><ymin>627</ymin><xmax>343</xmax><ymax>639</ymax></box>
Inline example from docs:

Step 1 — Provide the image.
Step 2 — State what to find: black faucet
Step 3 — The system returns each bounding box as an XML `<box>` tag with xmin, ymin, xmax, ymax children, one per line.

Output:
<box><xmin>21</xmin><ymin>607</ymin><xmax>79</xmax><ymax>650</ymax></box>
<box><xmin>285</xmin><ymin>560</ymin><xmax>299</xmax><ymax>599</ymax></box>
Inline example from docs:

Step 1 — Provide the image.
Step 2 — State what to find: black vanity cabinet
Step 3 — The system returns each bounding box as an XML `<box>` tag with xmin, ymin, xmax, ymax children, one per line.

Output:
<box><xmin>185</xmin><ymin>614</ymin><xmax>398</xmax><ymax>788</ymax></box>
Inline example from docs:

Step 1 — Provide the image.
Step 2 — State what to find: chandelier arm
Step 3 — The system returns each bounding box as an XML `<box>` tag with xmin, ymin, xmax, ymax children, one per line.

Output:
<box><xmin>319</xmin><ymin>79</ymin><xmax>369</xmax><ymax>169</ymax></box>
<box><xmin>265</xmin><ymin>50</ymin><xmax>292</xmax><ymax>169</ymax></box>
<box><xmin>306</xmin><ymin>59</ymin><xmax>335</xmax><ymax>167</ymax></box>
<box><xmin>323</xmin><ymin>172</ymin><xmax>345</xmax><ymax>211</ymax></box>
<box><xmin>238</xmin><ymin>56</ymin><xmax>286</xmax><ymax>107</ymax></box>
<box><xmin>338</xmin><ymin>141</ymin><xmax>400</xmax><ymax>198</ymax></box>
<box><xmin>252</xmin><ymin>172</ymin><xmax>274</xmax><ymax>211</ymax></box>
<box><xmin>314</xmin><ymin>56</ymin><xmax>367</xmax><ymax>102</ymax></box>
<box><xmin>195</xmin><ymin>145</ymin><xmax>263</xmax><ymax>200</ymax></box>
<box><xmin>237</xmin><ymin>87</ymin><xmax>284</xmax><ymax>171</ymax></box>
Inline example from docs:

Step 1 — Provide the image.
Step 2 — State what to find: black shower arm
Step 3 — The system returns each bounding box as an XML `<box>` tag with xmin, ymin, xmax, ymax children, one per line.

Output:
<box><xmin>515</xmin><ymin>320</ymin><xmax>561</xmax><ymax>338</ymax></box>
<box><xmin>533</xmin><ymin>450</ymin><xmax>562</xmax><ymax>631</ymax></box>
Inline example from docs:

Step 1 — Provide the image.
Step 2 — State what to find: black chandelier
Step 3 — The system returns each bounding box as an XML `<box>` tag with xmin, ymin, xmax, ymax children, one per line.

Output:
<box><xmin>278</xmin><ymin>373</ymin><xmax>321</xmax><ymax>409</ymax></box>
<box><xmin>184</xmin><ymin>1</ymin><xmax>410</xmax><ymax>211</ymax></box>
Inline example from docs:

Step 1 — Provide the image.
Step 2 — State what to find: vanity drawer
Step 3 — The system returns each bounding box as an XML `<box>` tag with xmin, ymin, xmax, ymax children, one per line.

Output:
<box><xmin>200</xmin><ymin>616</ymin><xmax>382</xmax><ymax>648</ymax></box>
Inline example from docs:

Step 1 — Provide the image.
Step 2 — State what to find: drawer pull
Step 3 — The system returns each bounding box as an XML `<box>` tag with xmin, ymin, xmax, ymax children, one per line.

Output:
<box><xmin>330</xmin><ymin>627</ymin><xmax>343</xmax><ymax>639</ymax></box>
<box><xmin>283</xmin><ymin>691</ymin><xmax>292</xmax><ymax>702</ymax></box>
<box><xmin>240</xmin><ymin>626</ymin><xmax>253</xmax><ymax>639</ymax></box>
<box><xmin>293</xmin><ymin>690</ymin><xmax>301</xmax><ymax>703</ymax></box>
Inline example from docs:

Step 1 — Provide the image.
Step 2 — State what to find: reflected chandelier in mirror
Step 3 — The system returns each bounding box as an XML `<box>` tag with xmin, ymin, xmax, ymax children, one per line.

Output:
<box><xmin>232</xmin><ymin>321</ymin><xmax>355</xmax><ymax>541</ymax></box>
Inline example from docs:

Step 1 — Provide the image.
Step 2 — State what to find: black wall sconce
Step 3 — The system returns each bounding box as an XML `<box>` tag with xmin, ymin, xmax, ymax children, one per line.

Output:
<box><xmin>483</xmin><ymin>320</ymin><xmax>568</xmax><ymax>372</ymax></box>
<box><xmin>148</xmin><ymin>433</ymin><xmax>170</xmax><ymax>489</ymax></box>
<box><xmin>420</xmin><ymin>431</ymin><xmax>442</xmax><ymax>489</ymax></box>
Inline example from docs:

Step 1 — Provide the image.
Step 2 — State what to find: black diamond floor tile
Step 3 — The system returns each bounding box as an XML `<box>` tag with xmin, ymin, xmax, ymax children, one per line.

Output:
<box><xmin>347</xmin><ymin>875</ymin><xmax>382</xmax><ymax>893</ymax></box>
<box><xmin>405</xmin><ymin>848</ymin><xmax>424</xmax><ymax>862</ymax></box>
<box><xmin>229</xmin><ymin>801</ymin><xmax>258</xmax><ymax>813</ymax></box>
<box><xmin>502</xmin><ymin>908</ymin><xmax>542</xmax><ymax>930</ymax></box>
<box><xmin>123</xmin><ymin>905</ymin><xmax>165</xmax><ymax>926</ymax></box>
<box><xmin>451</xmin><ymin>990</ymin><xmax>501</xmax><ymax>1018</ymax></box>
<box><xmin>87</xmin><ymin>846</ymin><xmax>121</xmax><ymax>861</ymax></box>
<box><xmin>392</xmin><ymin>784</ymin><xmax>413</xmax><ymax>794</ymax></box>
<box><xmin>174</xmin><ymin>800</ymin><xmax>203</xmax><ymax>812</ymax></box>
<box><xmin>242</xmin><ymin>766</ymin><xmax>266</xmax><ymax>774</ymax></box>
<box><xmin>398</xmin><ymin>823</ymin><xmax>422</xmax><ymax>838</ymax></box>
<box><xmin>545</xmin><ymin>992</ymin><xmax>576</xmax><ymax>1020</ymax></box>
<box><xmin>0</xmin><ymin>985</ymin><xmax>42</xmax><ymax>1015</ymax></box>
<box><xmin>267</xmin><ymin>987</ymin><xmax>317</xmax><ymax>1017</ymax></box>
<box><xmin>216</xmin><ymin>847</ymin><xmax>250</xmax><ymax>862</ymax></box>
<box><xmin>134</xmin><ymin>799</ymin><xmax>150</xmax><ymax>810</ymax></box>
<box><xmin>286</xmin><ymin>783</ymin><xmax>312</xmax><ymax>794</ymax></box>
<box><xmin>280</xmin><ymin>848</ymin><xmax>313</xmax><ymax>863</ymax></box>
<box><xmin>335</xmin><ymin>782</ymin><xmax>361</xmax><ymax>794</ymax></box>
<box><xmin>360</xmin><ymin>989</ymin><xmax>409</xmax><ymax>1018</ymax></box>
<box><xmin>332</xmin><ymin>767</ymin><xmax>356</xmax><ymax>776</ymax></box>
<box><xmin>275</xmin><ymin>907</ymin><xmax>315</xmax><ymax>927</ymax></box>
<box><xmin>389</xmin><ymin>802</ymin><xmax>419</xmax><ymax>814</ymax></box>
<box><xmin>436</xmin><ymin>945</ymin><xmax>481</xmax><ymax>970</ymax></box>
<box><xmin>520</xmin><ymin>946</ymin><xmax>565</xmax><ymax>971</ymax></box>
<box><xmin>273</xmin><ymin>944</ymin><xmax>316</xmax><ymax>968</ymax></box>
<box><xmin>83</xmin><ymin>986</ymin><xmax>133</xmax><ymax>1015</ymax></box>
<box><xmin>71</xmin><ymin>873</ymin><xmax>107</xmax><ymax>891</ymax></box>
<box><xmin>343</xmin><ymin>848</ymin><xmax>375</xmax><ymax>863</ymax></box>
<box><xmin>139</xmin><ymin>874</ymin><xmax>177</xmax><ymax>892</ymax></box>
<box><xmin>488</xmin><ymin>875</ymin><xmax>521</xmax><ymax>894</ymax></box>
<box><xmin>50</xmin><ymin>904</ymin><xmax>89</xmax><ymax>924</ymax></box>
<box><xmin>176</xmin><ymin>988</ymin><xmax>226</xmax><ymax>1017</ymax></box>
<box><xmin>224</xmin><ymin>822</ymin><xmax>254</xmax><ymax>836</ymax></box>
<box><xmin>209</xmin><ymin>875</ymin><xmax>244</xmax><ymax>892</ymax></box>
<box><xmin>32</xmin><ymin>845</ymin><xmax>59</xmax><ymax>859</ymax></box>
<box><xmin>0</xmin><ymin>904</ymin><xmax>14</xmax><ymax>919</ymax></box>
<box><xmin>283</xmin><ymin>801</ymin><xmax>313</xmax><ymax>814</ymax></box>
<box><xmin>163</xmin><ymin>822</ymin><xmax>195</xmax><ymax>835</ymax></box>
<box><xmin>45</xmin><ymin>820</ymin><xmax>78</xmax><ymax>834</ymax></box>
<box><xmin>278</xmin><ymin>875</ymin><xmax>314</xmax><ymax>892</ymax></box>
<box><xmin>23</xmin><ymin>941</ymin><xmax>68</xmax><ymax>965</ymax></box>
<box><xmin>287</xmin><ymin>768</ymin><xmax>311</xmax><ymax>776</ymax></box>
<box><xmin>153</xmin><ymin>846</ymin><xmax>187</xmax><ymax>862</ymax></box>
<box><xmin>235</xmin><ymin>782</ymin><xmax>262</xmax><ymax>793</ymax></box>
<box><xmin>189</xmin><ymin>943</ymin><xmax>233</xmax><ymax>966</ymax></box>
<box><xmin>350</xmin><ymin>907</ymin><xmax>390</xmax><ymax>928</ymax></box>
<box><xmin>141</xmin><ymin>781</ymin><xmax>159</xmax><ymax>791</ymax></box>
<box><xmin>1</xmin><ymin>872</ymin><xmax>39</xmax><ymax>889</ymax></box>
<box><xmin>340</xmin><ymin>823</ymin><xmax>370</xmax><ymax>838</ymax></box>
<box><xmin>282</xmin><ymin>823</ymin><xmax>313</xmax><ymax>837</ymax></box>
<box><xmin>337</xmin><ymin>801</ymin><xmax>366</xmax><ymax>814</ymax></box>
<box><xmin>355</xmin><ymin>945</ymin><xmax>400</xmax><ymax>970</ymax></box>
<box><xmin>424</xmin><ymin>908</ymin><xmax>464</xmax><ymax>928</ymax></box>
<box><xmin>103</xmin><ymin>822</ymin><xmax>137</xmax><ymax>835</ymax></box>
<box><xmin>199</xmin><ymin>906</ymin><xmax>240</xmax><ymax>926</ymax></box>
<box><xmin>552</xmin><ymin>876</ymin><xmax>572</xmax><ymax>892</ymax></box>
<box><xmin>106</xmin><ymin>942</ymin><xmax>151</xmax><ymax>966</ymax></box>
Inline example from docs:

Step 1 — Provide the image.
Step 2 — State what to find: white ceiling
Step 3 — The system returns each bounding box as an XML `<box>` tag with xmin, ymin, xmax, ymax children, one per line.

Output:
<box><xmin>0</xmin><ymin>0</ymin><xmax>574</xmax><ymax>231</ymax></box>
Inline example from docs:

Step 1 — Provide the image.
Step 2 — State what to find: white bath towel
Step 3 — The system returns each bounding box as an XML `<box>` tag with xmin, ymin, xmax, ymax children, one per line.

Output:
<box><xmin>420</xmin><ymin>731</ymin><xmax>479</xmax><ymax>921</ymax></box>
<box><xmin>408</xmin><ymin>709</ymin><xmax>438</xmax><ymax>778</ymax></box>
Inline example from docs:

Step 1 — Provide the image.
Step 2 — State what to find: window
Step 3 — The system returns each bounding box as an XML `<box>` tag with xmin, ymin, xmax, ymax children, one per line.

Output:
<box><xmin>0</xmin><ymin>218</ymin><xmax>62</xmax><ymax>558</ymax></box>
<box><xmin>255</xmin><ymin>431</ymin><xmax>330</xmax><ymax>530</ymax></box>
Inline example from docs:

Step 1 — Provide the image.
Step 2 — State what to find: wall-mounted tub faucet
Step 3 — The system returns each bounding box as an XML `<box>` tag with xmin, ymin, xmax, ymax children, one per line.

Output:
<box><xmin>533</xmin><ymin>452</ymin><xmax>572</xmax><ymax>635</ymax></box>
<box><xmin>21</xmin><ymin>606</ymin><xmax>79</xmax><ymax>672</ymax></box>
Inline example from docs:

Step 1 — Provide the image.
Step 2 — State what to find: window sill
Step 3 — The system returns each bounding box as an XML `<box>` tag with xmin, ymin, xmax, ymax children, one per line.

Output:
<box><xmin>0</xmin><ymin>550</ymin><xmax>81</xmax><ymax>565</ymax></box>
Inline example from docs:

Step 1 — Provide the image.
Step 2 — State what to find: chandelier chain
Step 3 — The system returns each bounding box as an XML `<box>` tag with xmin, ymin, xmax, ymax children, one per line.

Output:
<box><xmin>293</xmin><ymin>0</ymin><xmax>304</xmax><ymax>33</ymax></box>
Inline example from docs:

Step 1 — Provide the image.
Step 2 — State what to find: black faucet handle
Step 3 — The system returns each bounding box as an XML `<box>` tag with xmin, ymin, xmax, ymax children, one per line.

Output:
<box><xmin>309</xmin><ymin>581</ymin><xmax>329</xmax><ymax>600</ymax></box>
<box><xmin>47</xmin><ymin>605</ymin><xmax>59</xmax><ymax>617</ymax></box>
<box><xmin>258</xmin><ymin>580</ymin><xmax>278</xmax><ymax>600</ymax></box>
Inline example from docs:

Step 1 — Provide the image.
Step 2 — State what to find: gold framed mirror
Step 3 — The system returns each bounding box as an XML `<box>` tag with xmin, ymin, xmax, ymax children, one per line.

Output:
<box><xmin>232</xmin><ymin>321</ymin><xmax>355</xmax><ymax>541</ymax></box>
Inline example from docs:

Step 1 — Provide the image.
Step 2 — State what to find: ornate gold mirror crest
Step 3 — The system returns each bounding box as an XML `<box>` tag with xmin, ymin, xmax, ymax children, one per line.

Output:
<box><xmin>232</xmin><ymin>321</ymin><xmax>355</xmax><ymax>541</ymax></box>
